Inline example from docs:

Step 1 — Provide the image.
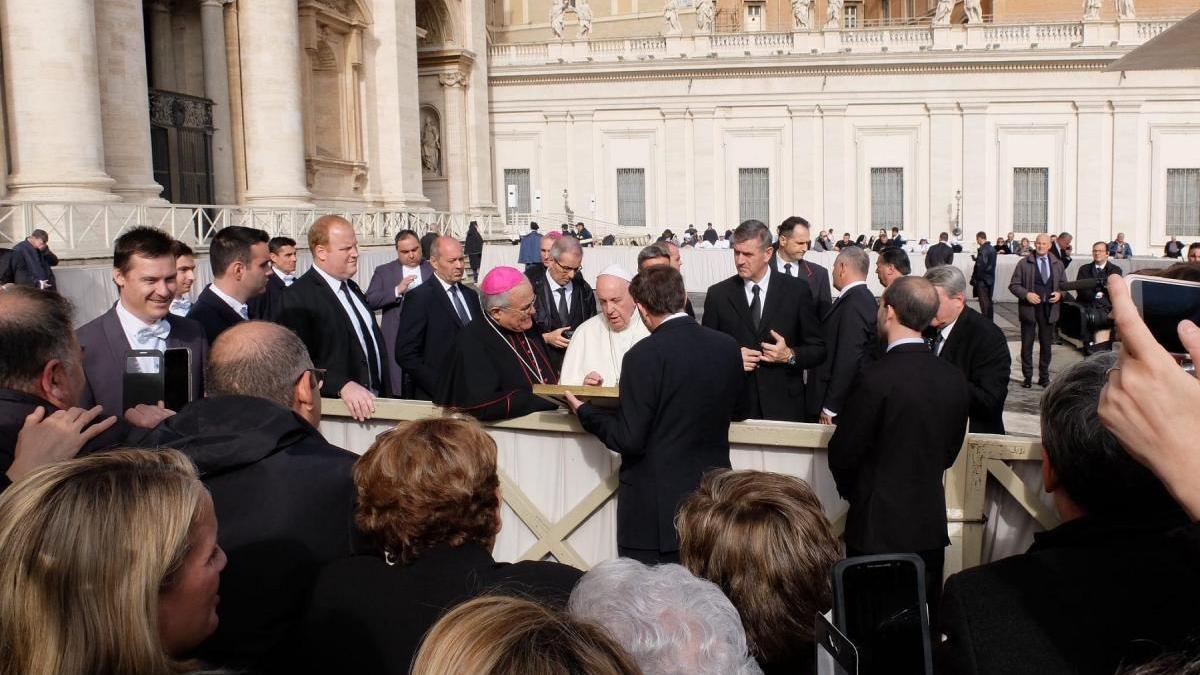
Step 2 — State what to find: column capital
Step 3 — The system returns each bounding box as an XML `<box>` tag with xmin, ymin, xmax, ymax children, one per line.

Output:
<box><xmin>817</xmin><ymin>104</ymin><xmax>848</xmax><ymax>116</ymax></box>
<box><xmin>959</xmin><ymin>102</ymin><xmax>989</xmax><ymax>115</ymax></box>
<box><xmin>199</xmin><ymin>0</ymin><xmax>236</xmax><ymax>7</ymax></box>
<box><xmin>661</xmin><ymin>108</ymin><xmax>688</xmax><ymax>121</ymax></box>
<box><xmin>544</xmin><ymin>111</ymin><xmax>569</xmax><ymax>122</ymax></box>
<box><xmin>1112</xmin><ymin>101</ymin><xmax>1142</xmax><ymax>115</ymax></box>
<box><xmin>926</xmin><ymin>102</ymin><xmax>960</xmax><ymax>115</ymax></box>
<box><xmin>788</xmin><ymin>104</ymin><xmax>819</xmax><ymax>117</ymax></box>
<box><xmin>439</xmin><ymin>70</ymin><xmax>470</xmax><ymax>88</ymax></box>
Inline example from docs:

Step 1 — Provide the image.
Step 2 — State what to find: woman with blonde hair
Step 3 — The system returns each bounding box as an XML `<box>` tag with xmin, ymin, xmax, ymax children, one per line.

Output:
<box><xmin>0</xmin><ymin>448</ymin><xmax>226</xmax><ymax>675</ymax></box>
<box><xmin>677</xmin><ymin>469</ymin><xmax>843</xmax><ymax>675</ymax></box>
<box><xmin>412</xmin><ymin>595</ymin><xmax>640</xmax><ymax>675</ymax></box>
<box><xmin>305</xmin><ymin>417</ymin><xmax>582</xmax><ymax>674</ymax></box>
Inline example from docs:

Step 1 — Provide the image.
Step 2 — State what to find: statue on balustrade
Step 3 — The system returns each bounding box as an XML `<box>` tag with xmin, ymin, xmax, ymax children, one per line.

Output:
<box><xmin>963</xmin><ymin>0</ymin><xmax>983</xmax><ymax>23</ymax></box>
<box><xmin>934</xmin><ymin>0</ymin><xmax>953</xmax><ymax>25</ymax></box>
<box><xmin>695</xmin><ymin>0</ymin><xmax>715</xmax><ymax>33</ymax></box>
<box><xmin>550</xmin><ymin>0</ymin><xmax>567</xmax><ymax>38</ymax></box>
<box><xmin>825</xmin><ymin>0</ymin><xmax>843</xmax><ymax>29</ymax></box>
<box><xmin>576</xmin><ymin>0</ymin><xmax>594</xmax><ymax>38</ymax></box>
<box><xmin>1116</xmin><ymin>0</ymin><xmax>1135</xmax><ymax>19</ymax></box>
<box><xmin>792</xmin><ymin>0</ymin><xmax>812</xmax><ymax>30</ymax></box>
<box><xmin>664</xmin><ymin>0</ymin><xmax>682</xmax><ymax>34</ymax></box>
<box><xmin>1083</xmin><ymin>0</ymin><xmax>1102</xmax><ymax>20</ymax></box>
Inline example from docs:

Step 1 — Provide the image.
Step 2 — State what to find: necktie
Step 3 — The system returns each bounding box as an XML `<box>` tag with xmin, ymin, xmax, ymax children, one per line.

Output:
<box><xmin>934</xmin><ymin>331</ymin><xmax>945</xmax><ymax>356</ymax></box>
<box><xmin>340</xmin><ymin>281</ymin><xmax>381</xmax><ymax>393</ymax></box>
<box><xmin>784</xmin><ymin>263</ymin><xmax>793</xmax><ymax>277</ymax></box>
<box><xmin>750</xmin><ymin>284</ymin><xmax>762</xmax><ymax>331</ymax></box>
<box><xmin>449</xmin><ymin>285</ymin><xmax>470</xmax><ymax>326</ymax></box>
<box><xmin>136</xmin><ymin>321</ymin><xmax>171</xmax><ymax>346</ymax></box>
<box><xmin>1039</xmin><ymin>257</ymin><xmax>1049</xmax><ymax>283</ymax></box>
<box><xmin>556</xmin><ymin>287</ymin><xmax>570</xmax><ymax>327</ymax></box>
<box><xmin>238</xmin><ymin>305</ymin><xmax>249</xmax><ymax>320</ymax></box>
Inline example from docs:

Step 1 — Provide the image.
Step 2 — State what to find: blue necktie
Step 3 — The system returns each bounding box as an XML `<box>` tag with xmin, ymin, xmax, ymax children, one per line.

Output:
<box><xmin>1038</xmin><ymin>257</ymin><xmax>1049</xmax><ymax>283</ymax></box>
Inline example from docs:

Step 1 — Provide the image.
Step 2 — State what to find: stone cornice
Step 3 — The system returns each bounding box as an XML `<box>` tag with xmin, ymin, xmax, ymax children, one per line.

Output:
<box><xmin>489</xmin><ymin>55</ymin><xmax>1121</xmax><ymax>86</ymax></box>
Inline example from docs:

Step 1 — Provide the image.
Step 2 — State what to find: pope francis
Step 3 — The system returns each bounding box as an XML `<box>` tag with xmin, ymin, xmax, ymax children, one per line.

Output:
<box><xmin>559</xmin><ymin>264</ymin><xmax>651</xmax><ymax>386</ymax></box>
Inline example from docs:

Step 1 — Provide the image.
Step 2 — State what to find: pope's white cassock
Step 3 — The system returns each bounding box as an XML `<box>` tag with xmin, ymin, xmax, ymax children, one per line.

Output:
<box><xmin>558</xmin><ymin>265</ymin><xmax>651</xmax><ymax>386</ymax></box>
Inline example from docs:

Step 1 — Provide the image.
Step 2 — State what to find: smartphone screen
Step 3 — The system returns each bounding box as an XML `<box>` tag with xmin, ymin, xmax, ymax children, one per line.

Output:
<box><xmin>123</xmin><ymin>350</ymin><xmax>165</xmax><ymax>412</ymax></box>
<box><xmin>1128</xmin><ymin>275</ymin><xmax>1200</xmax><ymax>355</ymax></box>
<box><xmin>163</xmin><ymin>348</ymin><xmax>192</xmax><ymax>411</ymax></box>
<box><xmin>834</xmin><ymin>556</ymin><xmax>930</xmax><ymax>675</ymax></box>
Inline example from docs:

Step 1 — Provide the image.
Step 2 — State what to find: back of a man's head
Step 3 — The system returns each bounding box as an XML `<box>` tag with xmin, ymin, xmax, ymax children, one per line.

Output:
<box><xmin>882</xmin><ymin>276</ymin><xmax>939</xmax><ymax>333</ymax></box>
<box><xmin>568</xmin><ymin>559</ymin><xmax>762</xmax><ymax>675</ymax></box>
<box><xmin>1041</xmin><ymin>352</ymin><xmax>1178</xmax><ymax>519</ymax></box>
<box><xmin>630</xmin><ymin>265</ymin><xmax>686</xmax><ymax>317</ymax></box>
<box><xmin>0</xmin><ymin>287</ymin><xmax>76</xmax><ymax>395</ymax></box>
<box><xmin>835</xmin><ymin>246</ymin><xmax>869</xmax><ymax>281</ymax></box>
<box><xmin>207</xmin><ymin>321</ymin><xmax>314</xmax><ymax>410</ymax></box>
<box><xmin>638</xmin><ymin>242</ymin><xmax>672</xmax><ymax>268</ymax></box>
<box><xmin>878</xmin><ymin>246</ymin><xmax>911</xmax><ymax>275</ymax></box>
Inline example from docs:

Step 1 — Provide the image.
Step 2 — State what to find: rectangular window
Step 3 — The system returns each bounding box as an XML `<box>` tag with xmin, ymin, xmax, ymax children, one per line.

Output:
<box><xmin>844</xmin><ymin>4</ymin><xmax>860</xmax><ymax>28</ymax></box>
<box><xmin>1013</xmin><ymin>167</ymin><xmax>1049</xmax><ymax>232</ymax></box>
<box><xmin>739</xmin><ymin>168</ymin><xmax>770</xmax><ymax>225</ymax></box>
<box><xmin>870</xmin><ymin>167</ymin><xmax>904</xmax><ymax>229</ymax></box>
<box><xmin>503</xmin><ymin>168</ymin><xmax>531</xmax><ymax>216</ymax></box>
<box><xmin>616</xmin><ymin>168</ymin><xmax>647</xmax><ymax>229</ymax></box>
<box><xmin>1167</xmin><ymin>168</ymin><xmax>1200</xmax><ymax>237</ymax></box>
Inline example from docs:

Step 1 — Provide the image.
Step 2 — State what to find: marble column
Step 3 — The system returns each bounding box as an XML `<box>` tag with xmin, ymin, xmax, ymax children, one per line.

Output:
<box><xmin>960</xmin><ymin>103</ymin><xmax>990</xmax><ymax>234</ymax></box>
<box><xmin>927</xmin><ymin>102</ymin><xmax>961</xmax><ymax>238</ymax></box>
<box><xmin>237</xmin><ymin>0</ymin><xmax>312</xmax><ymax>205</ymax></box>
<box><xmin>368</xmin><ymin>0</ymin><xmax>429</xmax><ymax>208</ymax></box>
<box><xmin>440</xmin><ymin>69</ymin><xmax>471</xmax><ymax>213</ymax></box>
<box><xmin>0</xmin><ymin>0</ymin><xmax>117</xmax><ymax>201</ymax></box>
<box><xmin>95</xmin><ymin>0</ymin><xmax>164</xmax><ymax>202</ymax></box>
<box><xmin>200</xmin><ymin>0</ymin><xmax>236</xmax><ymax>204</ymax></box>
<box><xmin>1075</xmin><ymin>101</ymin><xmax>1112</xmax><ymax>246</ymax></box>
<box><xmin>147</xmin><ymin>1</ymin><xmax>177</xmax><ymax>90</ymax></box>
<box><xmin>820</xmin><ymin>104</ymin><xmax>848</xmax><ymax>231</ymax></box>
<box><xmin>1110</xmin><ymin>102</ymin><xmax>1141</xmax><ymax>237</ymax></box>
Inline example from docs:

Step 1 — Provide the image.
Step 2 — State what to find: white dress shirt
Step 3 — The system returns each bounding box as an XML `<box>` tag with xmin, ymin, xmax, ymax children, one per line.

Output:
<box><xmin>208</xmin><ymin>283</ymin><xmax>249</xmax><ymax>320</ymax></box>
<box><xmin>438</xmin><ymin>277</ymin><xmax>473</xmax><ymax>321</ymax></box>
<box><xmin>272</xmin><ymin>265</ymin><xmax>296</xmax><ymax>287</ymax></box>
<box><xmin>743</xmin><ymin>268</ymin><xmax>772</xmax><ymax>307</ymax></box>
<box><xmin>396</xmin><ymin>264</ymin><xmax>425</xmax><ymax>297</ymax></box>
<box><xmin>169</xmin><ymin>296</ymin><xmax>192</xmax><ymax>317</ymax></box>
<box><xmin>312</xmin><ymin>264</ymin><xmax>382</xmax><ymax>377</ymax></box>
<box><xmin>545</xmin><ymin>274</ymin><xmax>573</xmax><ymax>315</ymax></box>
<box><xmin>934</xmin><ymin>319</ymin><xmax>957</xmax><ymax>356</ymax></box>
<box><xmin>116</xmin><ymin>300</ymin><xmax>170</xmax><ymax>352</ymax></box>
<box><xmin>835</xmin><ymin>280</ymin><xmax>867</xmax><ymax>299</ymax></box>
<box><xmin>775</xmin><ymin>256</ymin><xmax>802</xmax><ymax>277</ymax></box>
<box><xmin>887</xmin><ymin>336</ymin><xmax>929</xmax><ymax>352</ymax></box>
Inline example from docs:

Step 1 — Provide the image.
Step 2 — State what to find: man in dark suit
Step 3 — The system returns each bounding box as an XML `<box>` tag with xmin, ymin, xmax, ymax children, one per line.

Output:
<box><xmin>187</xmin><ymin>226</ymin><xmax>271</xmax><ymax>345</ymax></box>
<box><xmin>970</xmin><ymin>231</ymin><xmax>997</xmax><ymax>320</ymax></box>
<box><xmin>419</xmin><ymin>224</ymin><xmax>440</xmax><ymax>261</ymax></box>
<box><xmin>76</xmin><ymin>227</ymin><xmax>207</xmax><ymax>420</ymax></box>
<box><xmin>274</xmin><ymin>216</ymin><xmax>389</xmax><ymax>421</ymax></box>
<box><xmin>925</xmin><ymin>232</ymin><xmax>954</xmax><ymax>269</ymax></box>
<box><xmin>812</xmin><ymin>246</ymin><xmax>878</xmax><ymax>424</ymax></box>
<box><xmin>1050</xmin><ymin>231</ymin><xmax>1073</xmax><ymax>269</ymax></box>
<box><xmin>703</xmin><ymin>220</ymin><xmax>826</xmax><ymax>422</ymax></box>
<box><xmin>876</xmin><ymin>245</ymin><xmax>911</xmax><ymax>288</ymax></box>
<box><xmin>251</xmin><ymin>236</ymin><xmax>298</xmax><ymax>321</ymax></box>
<box><xmin>774</xmin><ymin>216</ymin><xmax>832</xmax><ymax>318</ymax></box>
<box><xmin>1073</xmin><ymin>241</ymin><xmax>1123</xmax><ymax>354</ymax></box>
<box><xmin>168</xmin><ymin>240</ymin><xmax>198</xmax><ymax>318</ymax></box>
<box><xmin>1009</xmin><ymin>233</ymin><xmax>1068</xmax><ymax>389</ymax></box>
<box><xmin>637</xmin><ymin>242</ymin><xmax>696</xmax><ymax>319</ymax></box>
<box><xmin>528</xmin><ymin>235</ymin><xmax>597</xmax><ymax>372</ymax></box>
<box><xmin>141</xmin><ymin>321</ymin><xmax>358</xmax><ymax>674</ymax></box>
<box><xmin>566</xmin><ymin>265</ymin><xmax>743</xmax><ymax>565</ymax></box>
<box><xmin>938</xmin><ymin>353</ymin><xmax>1199</xmax><ymax>675</ymax></box>
<box><xmin>7</xmin><ymin>229</ymin><xmax>57</xmax><ymax>289</ymax></box>
<box><xmin>366</xmin><ymin>229</ymin><xmax>435</xmax><ymax>398</ymax></box>
<box><xmin>828</xmin><ymin>276</ymin><xmax>969</xmax><ymax>621</ymax></box>
<box><xmin>394</xmin><ymin>236</ymin><xmax>481</xmax><ymax>401</ymax></box>
<box><xmin>925</xmin><ymin>265</ymin><xmax>1010</xmax><ymax>434</ymax></box>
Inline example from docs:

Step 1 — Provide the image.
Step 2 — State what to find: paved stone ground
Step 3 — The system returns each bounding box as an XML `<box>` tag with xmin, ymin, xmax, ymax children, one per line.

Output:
<box><xmin>688</xmin><ymin>292</ymin><xmax>1084</xmax><ymax>437</ymax></box>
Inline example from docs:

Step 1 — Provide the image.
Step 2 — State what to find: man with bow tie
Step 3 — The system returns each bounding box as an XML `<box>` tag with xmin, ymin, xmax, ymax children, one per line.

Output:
<box><xmin>76</xmin><ymin>227</ymin><xmax>207</xmax><ymax>419</ymax></box>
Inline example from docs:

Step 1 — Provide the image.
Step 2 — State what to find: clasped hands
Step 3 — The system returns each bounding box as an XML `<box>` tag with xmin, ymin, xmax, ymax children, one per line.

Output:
<box><xmin>1025</xmin><ymin>291</ymin><xmax>1062</xmax><ymax>305</ymax></box>
<box><xmin>741</xmin><ymin>330</ymin><xmax>794</xmax><ymax>372</ymax></box>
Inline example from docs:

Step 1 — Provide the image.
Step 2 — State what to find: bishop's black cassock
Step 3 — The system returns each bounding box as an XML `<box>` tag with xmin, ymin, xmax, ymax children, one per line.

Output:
<box><xmin>436</xmin><ymin>316</ymin><xmax>560</xmax><ymax>421</ymax></box>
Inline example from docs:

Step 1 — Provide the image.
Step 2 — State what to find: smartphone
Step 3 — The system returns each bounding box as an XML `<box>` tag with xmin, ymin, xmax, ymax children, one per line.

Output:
<box><xmin>1127</xmin><ymin>275</ymin><xmax>1200</xmax><ymax>356</ymax></box>
<box><xmin>833</xmin><ymin>554</ymin><xmax>932</xmax><ymax>675</ymax></box>
<box><xmin>163</xmin><ymin>347</ymin><xmax>192</xmax><ymax>411</ymax></box>
<box><xmin>816</xmin><ymin>612</ymin><xmax>859</xmax><ymax>675</ymax></box>
<box><xmin>123</xmin><ymin>349</ymin><xmax>165</xmax><ymax>412</ymax></box>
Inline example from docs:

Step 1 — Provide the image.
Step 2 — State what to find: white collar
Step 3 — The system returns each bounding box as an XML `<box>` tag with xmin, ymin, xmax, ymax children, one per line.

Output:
<box><xmin>886</xmin><ymin>336</ymin><xmax>927</xmax><ymax>352</ymax></box>
<box><xmin>312</xmin><ymin>263</ymin><xmax>350</xmax><ymax>292</ymax></box>
<box><xmin>659</xmin><ymin>312</ymin><xmax>689</xmax><ymax>327</ymax></box>
<box><xmin>208</xmin><ymin>282</ymin><xmax>248</xmax><ymax>318</ymax></box>
<box><xmin>545</xmin><ymin>273</ymin><xmax>573</xmax><ymax>295</ymax></box>
<box><xmin>838</xmin><ymin>280</ymin><xmax>867</xmax><ymax>294</ymax></box>
<box><xmin>115</xmin><ymin>299</ymin><xmax>170</xmax><ymax>347</ymax></box>
<box><xmin>776</xmin><ymin>256</ymin><xmax>801</xmax><ymax>273</ymax></box>
<box><xmin>436</xmin><ymin>274</ymin><xmax>461</xmax><ymax>293</ymax></box>
<box><xmin>939</xmin><ymin>318</ymin><xmax>958</xmax><ymax>343</ymax></box>
<box><xmin>115</xmin><ymin>298</ymin><xmax>163</xmax><ymax>330</ymax></box>
<box><xmin>743</xmin><ymin>268</ymin><xmax>771</xmax><ymax>293</ymax></box>
<box><xmin>272</xmin><ymin>265</ymin><xmax>295</xmax><ymax>283</ymax></box>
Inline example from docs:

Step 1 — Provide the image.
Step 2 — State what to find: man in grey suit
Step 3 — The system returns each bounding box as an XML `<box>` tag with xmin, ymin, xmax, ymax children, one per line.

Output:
<box><xmin>365</xmin><ymin>229</ymin><xmax>434</xmax><ymax>397</ymax></box>
<box><xmin>1009</xmin><ymin>233</ymin><xmax>1067</xmax><ymax>389</ymax></box>
<box><xmin>76</xmin><ymin>227</ymin><xmax>207</xmax><ymax>419</ymax></box>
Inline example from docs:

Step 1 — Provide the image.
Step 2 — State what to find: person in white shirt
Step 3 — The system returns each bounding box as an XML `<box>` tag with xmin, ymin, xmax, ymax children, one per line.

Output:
<box><xmin>269</xmin><ymin>236</ymin><xmax>299</xmax><ymax>287</ymax></box>
<box><xmin>169</xmin><ymin>240</ymin><xmax>197</xmax><ymax>317</ymax></box>
<box><xmin>560</xmin><ymin>265</ymin><xmax>651</xmax><ymax>387</ymax></box>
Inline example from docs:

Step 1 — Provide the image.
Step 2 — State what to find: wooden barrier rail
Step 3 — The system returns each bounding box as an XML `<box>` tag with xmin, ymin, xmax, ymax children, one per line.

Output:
<box><xmin>318</xmin><ymin>398</ymin><xmax>1048</xmax><ymax>576</ymax></box>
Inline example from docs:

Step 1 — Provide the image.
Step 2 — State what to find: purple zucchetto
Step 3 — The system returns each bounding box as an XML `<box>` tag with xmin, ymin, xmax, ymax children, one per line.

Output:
<box><xmin>480</xmin><ymin>266</ymin><xmax>527</xmax><ymax>296</ymax></box>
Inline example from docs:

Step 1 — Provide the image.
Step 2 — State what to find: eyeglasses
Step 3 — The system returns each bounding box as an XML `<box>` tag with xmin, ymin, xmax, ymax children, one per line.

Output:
<box><xmin>552</xmin><ymin>259</ymin><xmax>582</xmax><ymax>273</ymax></box>
<box><xmin>301</xmin><ymin>367</ymin><xmax>327</xmax><ymax>390</ymax></box>
<box><xmin>498</xmin><ymin>301</ymin><xmax>536</xmax><ymax>314</ymax></box>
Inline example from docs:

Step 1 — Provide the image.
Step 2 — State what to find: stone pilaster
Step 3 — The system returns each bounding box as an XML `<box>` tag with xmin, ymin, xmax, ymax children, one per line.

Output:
<box><xmin>237</xmin><ymin>0</ymin><xmax>312</xmax><ymax>205</ymax></box>
<box><xmin>200</xmin><ymin>0</ymin><xmax>236</xmax><ymax>204</ymax></box>
<box><xmin>95</xmin><ymin>0</ymin><xmax>165</xmax><ymax>203</ymax></box>
<box><xmin>366</xmin><ymin>0</ymin><xmax>429</xmax><ymax>209</ymax></box>
<box><xmin>147</xmin><ymin>1</ymin><xmax>177</xmax><ymax>90</ymax></box>
<box><xmin>0</xmin><ymin>0</ymin><xmax>117</xmax><ymax>201</ymax></box>
<box><xmin>440</xmin><ymin>69</ymin><xmax>471</xmax><ymax>214</ymax></box>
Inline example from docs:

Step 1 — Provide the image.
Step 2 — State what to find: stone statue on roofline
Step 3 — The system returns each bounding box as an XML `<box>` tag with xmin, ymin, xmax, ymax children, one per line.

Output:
<box><xmin>550</xmin><ymin>0</ymin><xmax>567</xmax><ymax>39</ymax></box>
<box><xmin>963</xmin><ymin>0</ymin><xmax>983</xmax><ymax>23</ymax></box>
<box><xmin>825</xmin><ymin>0</ymin><xmax>843</xmax><ymax>29</ymax></box>
<box><xmin>934</xmin><ymin>0</ymin><xmax>953</xmax><ymax>25</ymax></box>
<box><xmin>696</xmin><ymin>0</ymin><xmax>715</xmax><ymax>33</ymax></box>
<box><xmin>576</xmin><ymin>0</ymin><xmax>594</xmax><ymax>38</ymax></box>
<box><xmin>1116</xmin><ymin>0</ymin><xmax>1135</xmax><ymax>20</ymax></box>
<box><xmin>664</xmin><ymin>0</ymin><xmax>682</xmax><ymax>34</ymax></box>
<box><xmin>792</xmin><ymin>0</ymin><xmax>813</xmax><ymax>30</ymax></box>
<box><xmin>1083</xmin><ymin>0</ymin><xmax>1102</xmax><ymax>20</ymax></box>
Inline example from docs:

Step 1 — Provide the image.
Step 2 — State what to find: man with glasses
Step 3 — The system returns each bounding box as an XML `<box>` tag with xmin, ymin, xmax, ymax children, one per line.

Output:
<box><xmin>140</xmin><ymin>320</ymin><xmax>358</xmax><ymax>672</ymax></box>
<box><xmin>437</xmin><ymin>266</ymin><xmax>559</xmax><ymax>421</ymax></box>
<box><xmin>527</xmin><ymin>235</ymin><xmax>597</xmax><ymax>371</ymax></box>
<box><xmin>395</xmin><ymin>236</ymin><xmax>482</xmax><ymax>401</ymax></box>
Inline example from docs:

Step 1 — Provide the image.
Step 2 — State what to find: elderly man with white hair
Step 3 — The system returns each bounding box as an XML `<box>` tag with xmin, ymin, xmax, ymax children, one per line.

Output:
<box><xmin>569</xmin><ymin>558</ymin><xmax>763</xmax><ymax>675</ymax></box>
<box><xmin>559</xmin><ymin>265</ymin><xmax>650</xmax><ymax>387</ymax></box>
<box><xmin>436</xmin><ymin>266</ymin><xmax>560</xmax><ymax>421</ymax></box>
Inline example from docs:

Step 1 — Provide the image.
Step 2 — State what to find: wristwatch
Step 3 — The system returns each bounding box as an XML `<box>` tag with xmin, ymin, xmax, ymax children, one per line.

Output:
<box><xmin>786</xmin><ymin>352</ymin><xmax>797</xmax><ymax>367</ymax></box>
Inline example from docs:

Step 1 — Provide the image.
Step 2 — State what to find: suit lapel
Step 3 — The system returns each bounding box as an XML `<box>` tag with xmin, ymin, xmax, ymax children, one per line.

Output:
<box><xmin>101</xmin><ymin>307</ymin><xmax>131</xmax><ymax>363</ymax></box>
<box><xmin>758</xmin><ymin>269</ymin><xmax>785</xmax><ymax>337</ymax></box>
<box><xmin>724</xmin><ymin>277</ymin><xmax>755</xmax><ymax>335</ymax></box>
<box><xmin>429</xmin><ymin>278</ymin><xmax>462</xmax><ymax>326</ymax></box>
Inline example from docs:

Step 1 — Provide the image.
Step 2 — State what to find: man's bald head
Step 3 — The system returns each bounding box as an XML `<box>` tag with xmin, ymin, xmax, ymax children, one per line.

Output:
<box><xmin>207</xmin><ymin>321</ymin><xmax>315</xmax><ymax>411</ymax></box>
<box><xmin>430</xmin><ymin>236</ymin><xmax>465</xmax><ymax>284</ymax></box>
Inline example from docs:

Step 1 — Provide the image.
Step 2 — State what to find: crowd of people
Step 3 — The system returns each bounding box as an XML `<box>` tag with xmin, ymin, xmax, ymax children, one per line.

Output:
<box><xmin>1</xmin><ymin>213</ymin><xmax>1199</xmax><ymax>674</ymax></box>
